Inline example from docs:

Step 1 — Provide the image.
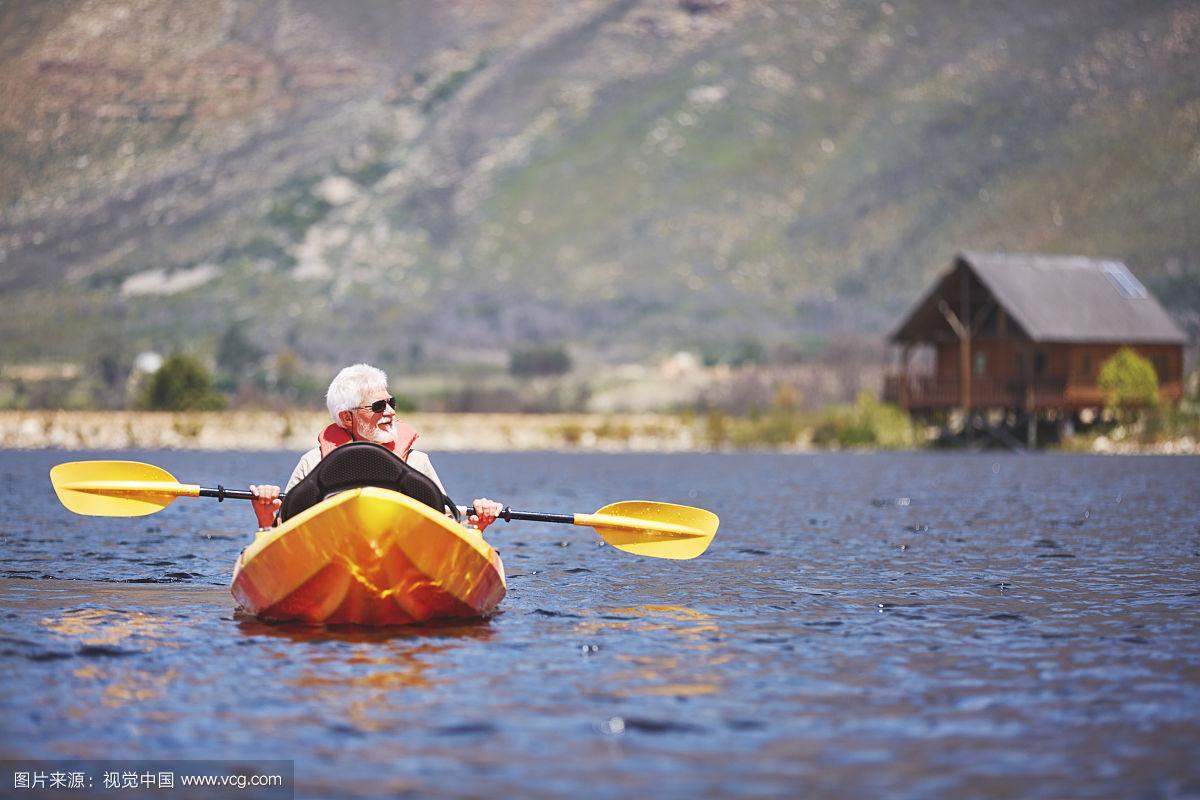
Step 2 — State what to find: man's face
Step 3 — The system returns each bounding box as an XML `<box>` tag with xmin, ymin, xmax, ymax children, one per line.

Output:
<box><xmin>347</xmin><ymin>387</ymin><xmax>396</xmax><ymax>445</ymax></box>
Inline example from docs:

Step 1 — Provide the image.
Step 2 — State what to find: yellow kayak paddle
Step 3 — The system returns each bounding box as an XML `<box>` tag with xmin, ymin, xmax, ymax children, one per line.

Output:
<box><xmin>496</xmin><ymin>502</ymin><xmax>718</xmax><ymax>560</ymax></box>
<box><xmin>50</xmin><ymin>460</ymin><xmax>718</xmax><ymax>560</ymax></box>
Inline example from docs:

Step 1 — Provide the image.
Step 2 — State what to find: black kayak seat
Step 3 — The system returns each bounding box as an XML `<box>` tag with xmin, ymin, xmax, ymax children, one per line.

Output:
<box><xmin>278</xmin><ymin>441</ymin><xmax>456</xmax><ymax>523</ymax></box>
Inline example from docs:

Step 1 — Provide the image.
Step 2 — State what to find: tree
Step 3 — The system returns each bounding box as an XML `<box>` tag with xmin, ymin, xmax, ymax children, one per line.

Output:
<box><xmin>1098</xmin><ymin>347</ymin><xmax>1159</xmax><ymax>421</ymax></box>
<box><xmin>137</xmin><ymin>353</ymin><xmax>227</xmax><ymax>411</ymax></box>
<box><xmin>272</xmin><ymin>347</ymin><xmax>329</xmax><ymax>407</ymax></box>
<box><xmin>216</xmin><ymin>322</ymin><xmax>264</xmax><ymax>384</ymax></box>
<box><xmin>510</xmin><ymin>345</ymin><xmax>572</xmax><ymax>377</ymax></box>
<box><xmin>86</xmin><ymin>332</ymin><xmax>134</xmax><ymax>409</ymax></box>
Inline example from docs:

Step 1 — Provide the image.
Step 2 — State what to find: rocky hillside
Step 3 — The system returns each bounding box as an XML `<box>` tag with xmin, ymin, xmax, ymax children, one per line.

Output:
<box><xmin>2</xmin><ymin>0</ymin><xmax>1198</xmax><ymax>381</ymax></box>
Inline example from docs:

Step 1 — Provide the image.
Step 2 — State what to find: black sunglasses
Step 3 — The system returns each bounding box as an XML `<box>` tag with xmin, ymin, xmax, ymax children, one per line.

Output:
<box><xmin>354</xmin><ymin>397</ymin><xmax>397</xmax><ymax>413</ymax></box>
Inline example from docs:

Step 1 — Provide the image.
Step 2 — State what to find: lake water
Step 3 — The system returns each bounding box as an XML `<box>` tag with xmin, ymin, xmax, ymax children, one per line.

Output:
<box><xmin>2</xmin><ymin>450</ymin><xmax>1198</xmax><ymax>799</ymax></box>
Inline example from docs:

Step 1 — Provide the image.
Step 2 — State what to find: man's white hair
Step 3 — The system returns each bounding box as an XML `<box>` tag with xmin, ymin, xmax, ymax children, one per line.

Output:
<box><xmin>325</xmin><ymin>363</ymin><xmax>389</xmax><ymax>422</ymax></box>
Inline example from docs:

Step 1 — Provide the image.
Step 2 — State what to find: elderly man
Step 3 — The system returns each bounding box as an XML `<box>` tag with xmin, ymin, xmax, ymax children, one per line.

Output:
<box><xmin>250</xmin><ymin>363</ymin><xmax>502</xmax><ymax>533</ymax></box>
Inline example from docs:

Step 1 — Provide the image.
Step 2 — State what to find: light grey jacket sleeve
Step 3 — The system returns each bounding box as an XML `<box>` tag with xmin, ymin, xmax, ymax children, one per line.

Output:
<box><xmin>284</xmin><ymin>447</ymin><xmax>322</xmax><ymax>493</ymax></box>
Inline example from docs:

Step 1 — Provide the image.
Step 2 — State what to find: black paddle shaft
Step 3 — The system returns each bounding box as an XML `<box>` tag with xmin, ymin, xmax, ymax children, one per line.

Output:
<box><xmin>501</xmin><ymin>507</ymin><xmax>574</xmax><ymax>525</ymax></box>
<box><xmin>196</xmin><ymin>493</ymin><xmax>563</xmax><ymax>525</ymax></box>
<box><xmin>198</xmin><ymin>486</ymin><xmax>287</xmax><ymax>502</ymax></box>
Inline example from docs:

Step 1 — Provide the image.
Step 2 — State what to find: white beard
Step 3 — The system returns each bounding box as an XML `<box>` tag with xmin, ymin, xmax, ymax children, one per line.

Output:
<box><xmin>357</xmin><ymin>418</ymin><xmax>395</xmax><ymax>446</ymax></box>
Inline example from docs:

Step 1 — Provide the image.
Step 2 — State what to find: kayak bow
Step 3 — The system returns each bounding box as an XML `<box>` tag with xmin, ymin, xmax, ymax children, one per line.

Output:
<box><xmin>231</xmin><ymin>487</ymin><xmax>506</xmax><ymax>626</ymax></box>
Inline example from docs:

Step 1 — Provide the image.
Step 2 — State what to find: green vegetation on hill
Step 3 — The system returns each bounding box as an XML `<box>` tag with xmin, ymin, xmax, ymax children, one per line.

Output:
<box><xmin>0</xmin><ymin>0</ymin><xmax>1196</xmax><ymax>402</ymax></box>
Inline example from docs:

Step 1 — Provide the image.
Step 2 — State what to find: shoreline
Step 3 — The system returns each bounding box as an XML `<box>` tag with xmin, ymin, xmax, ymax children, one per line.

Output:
<box><xmin>0</xmin><ymin>410</ymin><xmax>711</xmax><ymax>453</ymax></box>
<box><xmin>1</xmin><ymin>411</ymin><xmax>1195</xmax><ymax>454</ymax></box>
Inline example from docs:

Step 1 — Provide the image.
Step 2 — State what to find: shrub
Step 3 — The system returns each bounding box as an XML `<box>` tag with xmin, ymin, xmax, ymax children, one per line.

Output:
<box><xmin>137</xmin><ymin>353</ymin><xmax>226</xmax><ymax>411</ymax></box>
<box><xmin>510</xmin><ymin>345</ymin><xmax>572</xmax><ymax>377</ymax></box>
<box><xmin>703</xmin><ymin>409</ymin><xmax>729</xmax><ymax>447</ymax></box>
<box><xmin>558</xmin><ymin>421</ymin><xmax>585</xmax><ymax>446</ymax></box>
<box><xmin>265</xmin><ymin>177</ymin><xmax>331</xmax><ymax>239</ymax></box>
<box><xmin>1098</xmin><ymin>347</ymin><xmax>1159</xmax><ymax>421</ymax></box>
<box><xmin>739</xmin><ymin>407</ymin><xmax>804</xmax><ymax>447</ymax></box>
<box><xmin>812</xmin><ymin>392</ymin><xmax>915</xmax><ymax>449</ymax></box>
<box><xmin>594</xmin><ymin>418</ymin><xmax>633</xmax><ymax>443</ymax></box>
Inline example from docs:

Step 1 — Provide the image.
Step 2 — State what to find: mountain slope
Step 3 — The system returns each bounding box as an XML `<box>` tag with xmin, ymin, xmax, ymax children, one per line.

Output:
<box><xmin>1</xmin><ymin>0</ymin><xmax>1197</xmax><ymax>377</ymax></box>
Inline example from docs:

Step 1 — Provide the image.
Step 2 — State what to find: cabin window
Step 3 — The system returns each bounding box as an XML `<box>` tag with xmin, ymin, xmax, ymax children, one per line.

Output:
<box><xmin>1034</xmin><ymin>350</ymin><xmax>1047</xmax><ymax>375</ymax></box>
<box><xmin>973</xmin><ymin>351</ymin><xmax>987</xmax><ymax>377</ymax></box>
<box><xmin>1152</xmin><ymin>354</ymin><xmax>1168</xmax><ymax>379</ymax></box>
<box><xmin>1080</xmin><ymin>354</ymin><xmax>1092</xmax><ymax>379</ymax></box>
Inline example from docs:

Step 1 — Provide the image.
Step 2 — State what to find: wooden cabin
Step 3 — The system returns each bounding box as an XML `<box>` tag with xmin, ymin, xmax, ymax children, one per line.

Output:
<box><xmin>883</xmin><ymin>252</ymin><xmax>1187</xmax><ymax>416</ymax></box>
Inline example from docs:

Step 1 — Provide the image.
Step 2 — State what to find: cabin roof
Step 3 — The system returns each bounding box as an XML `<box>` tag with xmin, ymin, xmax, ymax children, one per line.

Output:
<box><xmin>892</xmin><ymin>251</ymin><xmax>1187</xmax><ymax>345</ymax></box>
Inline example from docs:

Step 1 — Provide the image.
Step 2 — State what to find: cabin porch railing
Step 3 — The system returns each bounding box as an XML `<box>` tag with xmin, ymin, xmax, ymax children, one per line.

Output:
<box><xmin>883</xmin><ymin>375</ymin><xmax>1068</xmax><ymax>410</ymax></box>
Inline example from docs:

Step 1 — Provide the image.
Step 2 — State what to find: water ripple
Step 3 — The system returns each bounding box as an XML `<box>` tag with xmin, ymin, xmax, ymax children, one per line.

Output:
<box><xmin>0</xmin><ymin>450</ymin><xmax>1197</xmax><ymax>798</ymax></box>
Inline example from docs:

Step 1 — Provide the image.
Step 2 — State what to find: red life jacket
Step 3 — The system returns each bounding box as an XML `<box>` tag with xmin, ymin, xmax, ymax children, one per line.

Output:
<box><xmin>317</xmin><ymin>421</ymin><xmax>419</xmax><ymax>460</ymax></box>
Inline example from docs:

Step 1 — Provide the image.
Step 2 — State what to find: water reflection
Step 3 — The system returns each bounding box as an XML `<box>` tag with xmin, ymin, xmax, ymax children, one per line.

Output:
<box><xmin>41</xmin><ymin>607</ymin><xmax>176</xmax><ymax>648</ymax></box>
<box><xmin>232</xmin><ymin>612</ymin><xmax>498</xmax><ymax>734</ymax></box>
<box><xmin>576</xmin><ymin>605</ymin><xmax>728</xmax><ymax>697</ymax></box>
<box><xmin>68</xmin><ymin>665</ymin><xmax>183</xmax><ymax>713</ymax></box>
<box><xmin>33</xmin><ymin>606</ymin><xmax>189</xmax><ymax>725</ymax></box>
<box><xmin>233</xmin><ymin>610</ymin><xmax>496</xmax><ymax>645</ymax></box>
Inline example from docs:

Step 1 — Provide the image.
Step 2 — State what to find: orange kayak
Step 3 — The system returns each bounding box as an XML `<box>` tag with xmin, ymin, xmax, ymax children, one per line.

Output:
<box><xmin>230</xmin><ymin>487</ymin><xmax>506</xmax><ymax>626</ymax></box>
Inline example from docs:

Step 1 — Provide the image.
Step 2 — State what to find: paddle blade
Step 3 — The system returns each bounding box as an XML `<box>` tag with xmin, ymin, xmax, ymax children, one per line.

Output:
<box><xmin>50</xmin><ymin>461</ymin><xmax>194</xmax><ymax>517</ymax></box>
<box><xmin>582</xmin><ymin>501</ymin><xmax>718</xmax><ymax>560</ymax></box>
